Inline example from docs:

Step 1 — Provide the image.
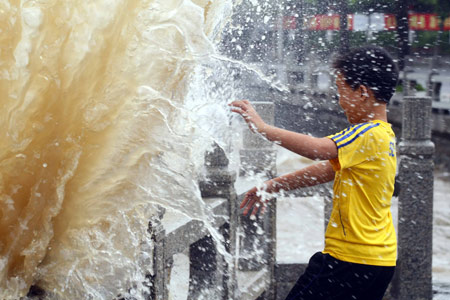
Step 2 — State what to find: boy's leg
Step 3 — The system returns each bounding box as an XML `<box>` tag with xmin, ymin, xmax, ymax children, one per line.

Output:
<box><xmin>284</xmin><ymin>252</ymin><xmax>325</xmax><ymax>300</ymax></box>
<box><xmin>330</xmin><ymin>261</ymin><xmax>395</xmax><ymax>300</ymax></box>
<box><xmin>284</xmin><ymin>252</ymin><xmax>354</xmax><ymax>300</ymax></box>
<box><xmin>284</xmin><ymin>252</ymin><xmax>395</xmax><ymax>300</ymax></box>
<box><xmin>346</xmin><ymin>263</ymin><xmax>395</xmax><ymax>300</ymax></box>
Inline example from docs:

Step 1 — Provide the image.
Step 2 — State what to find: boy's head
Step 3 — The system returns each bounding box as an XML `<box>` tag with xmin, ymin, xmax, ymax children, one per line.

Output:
<box><xmin>332</xmin><ymin>46</ymin><xmax>399</xmax><ymax>104</ymax></box>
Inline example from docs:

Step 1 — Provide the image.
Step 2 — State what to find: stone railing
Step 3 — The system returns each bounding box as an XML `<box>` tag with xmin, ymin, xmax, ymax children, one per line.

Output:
<box><xmin>391</xmin><ymin>96</ymin><xmax>435</xmax><ymax>300</ymax></box>
<box><xmin>148</xmin><ymin>136</ymin><xmax>280</xmax><ymax>300</ymax></box>
<box><xmin>149</xmin><ymin>143</ymin><xmax>239</xmax><ymax>300</ymax></box>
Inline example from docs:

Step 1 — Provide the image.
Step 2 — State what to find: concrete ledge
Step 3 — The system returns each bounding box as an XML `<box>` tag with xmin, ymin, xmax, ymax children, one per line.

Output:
<box><xmin>162</xmin><ymin>197</ymin><xmax>229</xmax><ymax>258</ymax></box>
<box><xmin>203</xmin><ymin>197</ymin><xmax>230</xmax><ymax>227</ymax></box>
<box><xmin>237</xmin><ymin>268</ymin><xmax>270</xmax><ymax>300</ymax></box>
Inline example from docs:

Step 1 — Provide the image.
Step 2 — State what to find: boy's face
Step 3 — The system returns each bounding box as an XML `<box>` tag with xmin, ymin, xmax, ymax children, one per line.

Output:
<box><xmin>335</xmin><ymin>73</ymin><xmax>366</xmax><ymax>124</ymax></box>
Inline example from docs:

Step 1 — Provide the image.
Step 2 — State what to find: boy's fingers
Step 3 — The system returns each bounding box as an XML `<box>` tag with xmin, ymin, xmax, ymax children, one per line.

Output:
<box><xmin>230</xmin><ymin>105</ymin><xmax>249</xmax><ymax>117</ymax></box>
<box><xmin>229</xmin><ymin>100</ymin><xmax>253</xmax><ymax>113</ymax></box>
<box><xmin>243</xmin><ymin>199</ymin><xmax>255</xmax><ymax>215</ymax></box>
<box><xmin>229</xmin><ymin>100</ymin><xmax>245</xmax><ymax>109</ymax></box>
<box><xmin>240</xmin><ymin>195</ymin><xmax>250</xmax><ymax>209</ymax></box>
<box><xmin>229</xmin><ymin>99</ymin><xmax>248</xmax><ymax>105</ymax></box>
<box><xmin>230</xmin><ymin>107</ymin><xmax>244</xmax><ymax>115</ymax></box>
<box><xmin>243</xmin><ymin>198</ymin><xmax>259</xmax><ymax>216</ymax></box>
<box><xmin>231</xmin><ymin>109</ymin><xmax>251</xmax><ymax>121</ymax></box>
<box><xmin>240</xmin><ymin>187</ymin><xmax>262</xmax><ymax>216</ymax></box>
<box><xmin>260</xmin><ymin>204</ymin><xmax>266</xmax><ymax>215</ymax></box>
<box><xmin>240</xmin><ymin>191</ymin><xmax>253</xmax><ymax>208</ymax></box>
<box><xmin>251</xmin><ymin>203</ymin><xmax>260</xmax><ymax>217</ymax></box>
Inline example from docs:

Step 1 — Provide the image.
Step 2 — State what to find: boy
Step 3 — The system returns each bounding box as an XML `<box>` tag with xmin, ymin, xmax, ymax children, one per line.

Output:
<box><xmin>230</xmin><ymin>46</ymin><xmax>399</xmax><ymax>300</ymax></box>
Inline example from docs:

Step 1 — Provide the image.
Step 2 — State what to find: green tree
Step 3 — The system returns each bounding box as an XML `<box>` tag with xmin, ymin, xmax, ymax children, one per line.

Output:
<box><xmin>348</xmin><ymin>0</ymin><xmax>397</xmax><ymax>13</ymax></box>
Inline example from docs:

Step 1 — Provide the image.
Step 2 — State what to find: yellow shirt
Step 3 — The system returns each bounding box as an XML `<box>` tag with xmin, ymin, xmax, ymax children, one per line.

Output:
<box><xmin>324</xmin><ymin>120</ymin><xmax>397</xmax><ymax>266</ymax></box>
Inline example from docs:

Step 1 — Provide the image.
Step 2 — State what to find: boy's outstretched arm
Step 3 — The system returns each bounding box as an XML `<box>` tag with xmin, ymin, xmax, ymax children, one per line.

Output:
<box><xmin>241</xmin><ymin>161</ymin><xmax>335</xmax><ymax>216</ymax></box>
<box><xmin>230</xmin><ymin>100</ymin><xmax>338</xmax><ymax>161</ymax></box>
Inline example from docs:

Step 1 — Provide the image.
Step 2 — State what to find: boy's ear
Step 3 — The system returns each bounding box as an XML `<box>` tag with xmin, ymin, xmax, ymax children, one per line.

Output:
<box><xmin>359</xmin><ymin>85</ymin><xmax>369</xmax><ymax>100</ymax></box>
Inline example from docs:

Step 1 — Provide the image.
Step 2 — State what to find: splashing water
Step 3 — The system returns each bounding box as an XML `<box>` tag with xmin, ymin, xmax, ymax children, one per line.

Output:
<box><xmin>0</xmin><ymin>0</ymin><xmax>234</xmax><ymax>298</ymax></box>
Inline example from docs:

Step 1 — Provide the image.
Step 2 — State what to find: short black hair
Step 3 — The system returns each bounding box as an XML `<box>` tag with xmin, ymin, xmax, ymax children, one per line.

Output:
<box><xmin>332</xmin><ymin>45</ymin><xmax>399</xmax><ymax>103</ymax></box>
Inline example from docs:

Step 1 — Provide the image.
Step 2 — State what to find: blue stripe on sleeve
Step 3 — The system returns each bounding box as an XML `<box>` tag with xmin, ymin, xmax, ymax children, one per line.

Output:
<box><xmin>330</xmin><ymin>124</ymin><xmax>359</xmax><ymax>141</ymax></box>
<box><xmin>337</xmin><ymin>123</ymin><xmax>380</xmax><ymax>149</ymax></box>
<box><xmin>334</xmin><ymin>123</ymin><xmax>371</xmax><ymax>144</ymax></box>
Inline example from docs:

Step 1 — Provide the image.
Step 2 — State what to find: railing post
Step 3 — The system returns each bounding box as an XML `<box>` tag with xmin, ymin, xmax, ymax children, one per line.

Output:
<box><xmin>189</xmin><ymin>235</ymin><xmax>222</xmax><ymax>299</ymax></box>
<box><xmin>238</xmin><ymin>102</ymin><xmax>277</xmax><ymax>300</ymax></box>
<box><xmin>199</xmin><ymin>143</ymin><xmax>238</xmax><ymax>299</ymax></box>
<box><xmin>239</xmin><ymin>102</ymin><xmax>276</xmax><ymax>177</ymax></box>
<box><xmin>148</xmin><ymin>207</ymin><xmax>167</xmax><ymax>300</ymax></box>
<box><xmin>310</xmin><ymin>72</ymin><xmax>319</xmax><ymax>90</ymax></box>
<box><xmin>266</xmin><ymin>185</ymin><xmax>277</xmax><ymax>300</ymax></box>
<box><xmin>238</xmin><ymin>102</ymin><xmax>276</xmax><ymax>270</ymax></box>
<box><xmin>391</xmin><ymin>96</ymin><xmax>435</xmax><ymax>300</ymax></box>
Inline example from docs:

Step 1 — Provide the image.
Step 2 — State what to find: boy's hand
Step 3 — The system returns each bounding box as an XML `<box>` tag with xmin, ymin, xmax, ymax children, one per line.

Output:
<box><xmin>240</xmin><ymin>185</ymin><xmax>271</xmax><ymax>217</ymax></box>
<box><xmin>229</xmin><ymin>100</ymin><xmax>266</xmax><ymax>133</ymax></box>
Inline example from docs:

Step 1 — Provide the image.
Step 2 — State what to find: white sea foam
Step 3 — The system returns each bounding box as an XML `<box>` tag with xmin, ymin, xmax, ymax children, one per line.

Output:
<box><xmin>0</xmin><ymin>0</ymin><xmax>234</xmax><ymax>298</ymax></box>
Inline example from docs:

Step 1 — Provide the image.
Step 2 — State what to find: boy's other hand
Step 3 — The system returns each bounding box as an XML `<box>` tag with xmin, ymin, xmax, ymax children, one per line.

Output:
<box><xmin>240</xmin><ymin>186</ymin><xmax>271</xmax><ymax>217</ymax></box>
<box><xmin>229</xmin><ymin>100</ymin><xmax>266</xmax><ymax>133</ymax></box>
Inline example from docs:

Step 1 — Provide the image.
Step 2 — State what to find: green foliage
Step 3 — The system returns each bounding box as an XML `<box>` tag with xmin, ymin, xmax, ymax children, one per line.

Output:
<box><xmin>440</xmin><ymin>32</ymin><xmax>450</xmax><ymax>55</ymax></box>
<box><xmin>347</xmin><ymin>0</ymin><xmax>396</xmax><ymax>13</ymax></box>
<box><xmin>410</xmin><ymin>0</ymin><xmax>450</xmax><ymax>17</ymax></box>
<box><xmin>416</xmin><ymin>83</ymin><xmax>426</xmax><ymax>92</ymax></box>
<box><xmin>396</xmin><ymin>83</ymin><xmax>426</xmax><ymax>93</ymax></box>
<box><xmin>411</xmin><ymin>0</ymin><xmax>439</xmax><ymax>13</ymax></box>
<box><xmin>410</xmin><ymin>31</ymin><xmax>450</xmax><ymax>56</ymax></box>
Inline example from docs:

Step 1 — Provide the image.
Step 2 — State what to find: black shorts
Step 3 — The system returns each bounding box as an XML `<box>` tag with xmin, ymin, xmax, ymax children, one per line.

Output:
<box><xmin>285</xmin><ymin>252</ymin><xmax>395</xmax><ymax>300</ymax></box>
